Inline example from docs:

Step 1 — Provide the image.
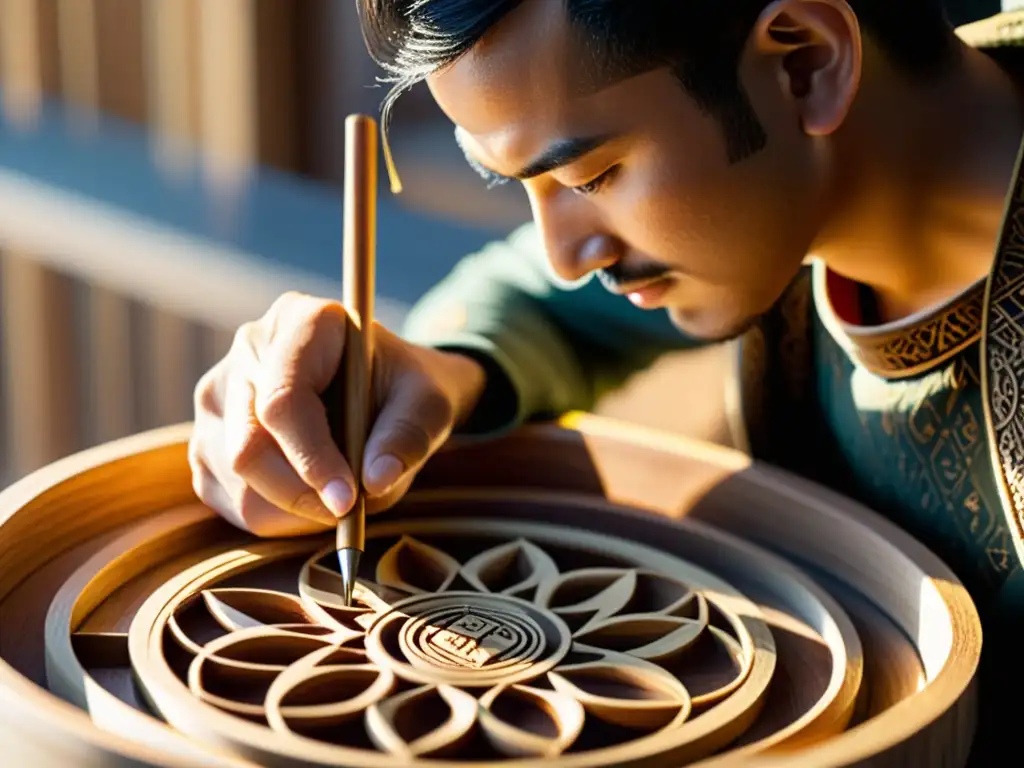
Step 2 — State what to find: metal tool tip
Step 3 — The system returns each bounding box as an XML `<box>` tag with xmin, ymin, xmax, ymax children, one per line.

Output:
<box><xmin>338</xmin><ymin>548</ymin><xmax>362</xmax><ymax>607</ymax></box>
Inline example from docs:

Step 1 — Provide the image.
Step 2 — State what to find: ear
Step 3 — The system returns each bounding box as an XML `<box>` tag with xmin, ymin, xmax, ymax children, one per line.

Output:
<box><xmin>748</xmin><ymin>0</ymin><xmax>862</xmax><ymax>136</ymax></box>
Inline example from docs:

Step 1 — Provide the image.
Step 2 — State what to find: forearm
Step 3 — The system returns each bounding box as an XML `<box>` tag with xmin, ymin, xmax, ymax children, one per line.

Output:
<box><xmin>401</xmin><ymin>223</ymin><xmax>706</xmax><ymax>434</ymax></box>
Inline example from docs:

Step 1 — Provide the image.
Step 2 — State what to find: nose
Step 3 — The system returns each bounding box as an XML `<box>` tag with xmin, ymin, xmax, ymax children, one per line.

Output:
<box><xmin>528</xmin><ymin>186</ymin><xmax>622</xmax><ymax>283</ymax></box>
<box><xmin>545</xmin><ymin>231</ymin><xmax>622</xmax><ymax>284</ymax></box>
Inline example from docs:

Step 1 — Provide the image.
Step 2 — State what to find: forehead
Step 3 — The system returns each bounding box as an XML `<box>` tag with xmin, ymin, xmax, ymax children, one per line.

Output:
<box><xmin>426</xmin><ymin>0</ymin><xmax>611</xmax><ymax>159</ymax></box>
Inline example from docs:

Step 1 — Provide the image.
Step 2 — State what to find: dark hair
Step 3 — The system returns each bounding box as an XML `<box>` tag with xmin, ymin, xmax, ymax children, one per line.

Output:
<box><xmin>358</xmin><ymin>0</ymin><xmax>957</xmax><ymax>164</ymax></box>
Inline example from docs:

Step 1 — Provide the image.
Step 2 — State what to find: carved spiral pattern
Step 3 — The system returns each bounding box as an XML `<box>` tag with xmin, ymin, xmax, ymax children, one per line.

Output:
<box><xmin>154</xmin><ymin>534</ymin><xmax>757</xmax><ymax>762</ymax></box>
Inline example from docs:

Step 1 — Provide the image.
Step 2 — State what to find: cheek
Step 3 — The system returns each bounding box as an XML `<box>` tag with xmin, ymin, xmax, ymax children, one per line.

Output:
<box><xmin>608</xmin><ymin>145</ymin><xmax>816</xmax><ymax>288</ymax></box>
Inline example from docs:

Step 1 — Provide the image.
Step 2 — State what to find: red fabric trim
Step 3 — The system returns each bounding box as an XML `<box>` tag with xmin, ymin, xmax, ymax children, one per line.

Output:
<box><xmin>825</xmin><ymin>269</ymin><xmax>863</xmax><ymax>325</ymax></box>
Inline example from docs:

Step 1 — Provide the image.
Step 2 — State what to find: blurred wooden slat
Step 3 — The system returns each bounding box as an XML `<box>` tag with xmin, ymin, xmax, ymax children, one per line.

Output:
<box><xmin>199</xmin><ymin>328</ymin><xmax>236</xmax><ymax>376</ymax></box>
<box><xmin>254</xmin><ymin>0</ymin><xmax>299</xmax><ymax>171</ymax></box>
<box><xmin>0</xmin><ymin>0</ymin><xmax>81</xmax><ymax>476</ymax></box>
<box><xmin>92</xmin><ymin>0</ymin><xmax>149</xmax><ymax>433</ymax></box>
<box><xmin>196</xmin><ymin>0</ymin><xmax>256</xmax><ymax>191</ymax></box>
<box><xmin>0</xmin><ymin>0</ymin><xmax>43</xmax><ymax>126</ymax></box>
<box><xmin>146</xmin><ymin>309</ymin><xmax>193</xmax><ymax>428</ymax></box>
<box><xmin>0</xmin><ymin>251</ymin><xmax>79</xmax><ymax>476</ymax></box>
<box><xmin>35</xmin><ymin>0</ymin><xmax>61</xmax><ymax>96</ymax></box>
<box><xmin>144</xmin><ymin>0</ymin><xmax>213</xmax><ymax>428</ymax></box>
<box><xmin>55</xmin><ymin>0</ymin><xmax>98</xmax><ymax>122</ymax></box>
<box><xmin>94</xmin><ymin>0</ymin><xmax>146</xmax><ymax>124</ymax></box>
<box><xmin>146</xmin><ymin>0</ymin><xmax>199</xmax><ymax>170</ymax></box>
<box><xmin>56</xmin><ymin>0</ymin><xmax>139</xmax><ymax>446</ymax></box>
<box><xmin>191</xmin><ymin>0</ymin><xmax>261</xmax><ymax>423</ymax></box>
<box><xmin>87</xmin><ymin>290</ymin><xmax>134</xmax><ymax>443</ymax></box>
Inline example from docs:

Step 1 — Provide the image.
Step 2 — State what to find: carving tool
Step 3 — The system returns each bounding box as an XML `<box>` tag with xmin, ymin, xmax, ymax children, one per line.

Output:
<box><xmin>336</xmin><ymin>113</ymin><xmax>377</xmax><ymax>606</ymax></box>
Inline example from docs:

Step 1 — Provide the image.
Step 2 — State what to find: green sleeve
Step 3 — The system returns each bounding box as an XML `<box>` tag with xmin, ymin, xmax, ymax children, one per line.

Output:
<box><xmin>400</xmin><ymin>222</ymin><xmax>708</xmax><ymax>434</ymax></box>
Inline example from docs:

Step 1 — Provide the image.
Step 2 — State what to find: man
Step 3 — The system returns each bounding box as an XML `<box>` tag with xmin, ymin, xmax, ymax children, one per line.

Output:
<box><xmin>190</xmin><ymin>1</ymin><xmax>1024</xmax><ymax>759</ymax></box>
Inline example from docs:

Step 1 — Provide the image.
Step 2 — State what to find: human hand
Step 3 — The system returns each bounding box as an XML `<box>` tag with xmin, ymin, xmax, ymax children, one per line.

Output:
<box><xmin>189</xmin><ymin>291</ymin><xmax>486</xmax><ymax>536</ymax></box>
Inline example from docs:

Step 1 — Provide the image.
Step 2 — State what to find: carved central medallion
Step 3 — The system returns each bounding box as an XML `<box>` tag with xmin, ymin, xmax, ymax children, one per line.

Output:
<box><xmin>128</xmin><ymin>519</ymin><xmax>776</xmax><ymax>766</ymax></box>
<box><xmin>367</xmin><ymin>592</ymin><xmax>572</xmax><ymax>686</ymax></box>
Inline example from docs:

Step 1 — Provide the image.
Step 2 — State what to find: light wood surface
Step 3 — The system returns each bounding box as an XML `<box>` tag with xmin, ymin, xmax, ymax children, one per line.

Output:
<box><xmin>0</xmin><ymin>413</ymin><xmax>981</xmax><ymax>766</ymax></box>
<box><xmin>337</xmin><ymin>113</ymin><xmax>377</xmax><ymax>552</ymax></box>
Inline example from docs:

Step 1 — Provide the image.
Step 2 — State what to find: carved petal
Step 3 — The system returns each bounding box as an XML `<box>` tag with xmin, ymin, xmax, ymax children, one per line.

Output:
<box><xmin>680</xmin><ymin>625</ymin><xmax>750</xmax><ymax>708</ymax></box>
<box><xmin>299</xmin><ymin>558</ymin><xmax>399</xmax><ymax>623</ymax></box>
<box><xmin>167</xmin><ymin>615</ymin><xmax>203</xmax><ymax>655</ymax></box>
<box><xmin>460</xmin><ymin>539</ymin><xmax>559</xmax><ymax>598</ymax></box>
<box><xmin>366</xmin><ymin>684</ymin><xmax>477</xmax><ymax>758</ymax></box>
<box><xmin>186</xmin><ymin>626</ymin><xmax>335</xmax><ymax>720</ymax></box>
<box><xmin>535</xmin><ymin>569</ymin><xmax>637</xmax><ymax>634</ymax></box>
<box><xmin>574</xmin><ymin>616</ymin><xmax>706</xmax><ymax>661</ymax></box>
<box><xmin>628</xmin><ymin>571</ymin><xmax>701</xmax><ymax>617</ymax></box>
<box><xmin>376</xmin><ymin>537</ymin><xmax>461</xmax><ymax>594</ymax></box>
<box><xmin>264</xmin><ymin>644</ymin><xmax>394</xmax><ymax>733</ymax></box>
<box><xmin>190</xmin><ymin>625</ymin><xmax>334</xmax><ymax>677</ymax></box>
<box><xmin>202</xmin><ymin>589</ymin><xmax>312</xmax><ymax>631</ymax></box>
<box><xmin>478</xmin><ymin>684</ymin><xmax>584</xmax><ymax>758</ymax></box>
<box><xmin>548</xmin><ymin>644</ymin><xmax>691</xmax><ymax>730</ymax></box>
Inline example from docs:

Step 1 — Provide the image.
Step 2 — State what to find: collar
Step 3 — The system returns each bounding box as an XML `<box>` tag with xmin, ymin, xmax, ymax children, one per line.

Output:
<box><xmin>810</xmin><ymin>259</ymin><xmax>985</xmax><ymax>379</ymax></box>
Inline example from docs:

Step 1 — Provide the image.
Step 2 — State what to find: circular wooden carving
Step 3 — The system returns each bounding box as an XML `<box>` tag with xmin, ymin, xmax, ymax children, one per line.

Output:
<box><xmin>128</xmin><ymin>522</ymin><xmax>779</xmax><ymax>765</ymax></box>
<box><xmin>0</xmin><ymin>415</ymin><xmax>982</xmax><ymax>766</ymax></box>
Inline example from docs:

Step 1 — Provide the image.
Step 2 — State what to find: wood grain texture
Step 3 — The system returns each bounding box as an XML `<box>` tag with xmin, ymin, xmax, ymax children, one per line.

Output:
<box><xmin>0</xmin><ymin>414</ymin><xmax>981</xmax><ymax>766</ymax></box>
<box><xmin>336</xmin><ymin>113</ymin><xmax>377</xmax><ymax>552</ymax></box>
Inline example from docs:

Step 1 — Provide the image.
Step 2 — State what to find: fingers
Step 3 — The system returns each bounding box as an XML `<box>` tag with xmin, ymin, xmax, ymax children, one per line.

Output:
<box><xmin>361</xmin><ymin>373</ymin><xmax>455</xmax><ymax>498</ymax></box>
<box><xmin>252</xmin><ymin>296</ymin><xmax>357</xmax><ymax>518</ymax></box>
<box><xmin>191</xmin><ymin>291</ymin><xmax>463</xmax><ymax>535</ymax></box>
<box><xmin>221</xmin><ymin>373</ymin><xmax>336</xmax><ymax>528</ymax></box>
<box><xmin>191</xmin><ymin>326</ymin><xmax>336</xmax><ymax>537</ymax></box>
<box><xmin>188</xmin><ymin>428</ymin><xmax>327</xmax><ymax>539</ymax></box>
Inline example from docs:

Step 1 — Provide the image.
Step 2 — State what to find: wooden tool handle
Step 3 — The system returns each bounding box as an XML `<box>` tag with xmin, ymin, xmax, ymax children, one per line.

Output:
<box><xmin>338</xmin><ymin>114</ymin><xmax>377</xmax><ymax>546</ymax></box>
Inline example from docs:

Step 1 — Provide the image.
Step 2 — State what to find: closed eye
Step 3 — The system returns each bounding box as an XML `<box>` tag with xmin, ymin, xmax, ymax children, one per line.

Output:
<box><xmin>571</xmin><ymin>165</ymin><xmax>619</xmax><ymax>196</ymax></box>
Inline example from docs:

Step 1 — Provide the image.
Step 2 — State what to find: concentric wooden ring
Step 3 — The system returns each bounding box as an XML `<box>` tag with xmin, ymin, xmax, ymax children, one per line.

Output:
<box><xmin>0</xmin><ymin>413</ymin><xmax>979</xmax><ymax>766</ymax></box>
<box><xmin>124</xmin><ymin>518</ymin><xmax>781</xmax><ymax>766</ymax></box>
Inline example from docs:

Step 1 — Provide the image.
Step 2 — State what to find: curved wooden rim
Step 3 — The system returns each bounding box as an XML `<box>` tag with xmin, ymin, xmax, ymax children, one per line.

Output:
<box><xmin>0</xmin><ymin>414</ymin><xmax>982</xmax><ymax>767</ymax></box>
<box><xmin>716</xmin><ymin>466</ymin><xmax>981</xmax><ymax>767</ymax></box>
<box><xmin>545</xmin><ymin>413</ymin><xmax>982</xmax><ymax>766</ymax></box>
<box><xmin>0</xmin><ymin>423</ymin><xmax>240</xmax><ymax>767</ymax></box>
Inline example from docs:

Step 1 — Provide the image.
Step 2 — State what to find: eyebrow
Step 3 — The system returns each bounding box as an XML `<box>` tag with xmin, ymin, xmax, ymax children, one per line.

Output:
<box><xmin>454</xmin><ymin>127</ymin><xmax>616</xmax><ymax>186</ymax></box>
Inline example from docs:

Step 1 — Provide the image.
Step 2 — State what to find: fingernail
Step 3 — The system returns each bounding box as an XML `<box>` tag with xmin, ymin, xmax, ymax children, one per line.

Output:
<box><xmin>366</xmin><ymin>455</ymin><xmax>404</xmax><ymax>495</ymax></box>
<box><xmin>321</xmin><ymin>479</ymin><xmax>354</xmax><ymax>518</ymax></box>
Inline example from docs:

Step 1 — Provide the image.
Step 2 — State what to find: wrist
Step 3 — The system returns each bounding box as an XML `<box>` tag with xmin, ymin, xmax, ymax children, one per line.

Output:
<box><xmin>432</xmin><ymin>349</ymin><xmax>488</xmax><ymax>426</ymax></box>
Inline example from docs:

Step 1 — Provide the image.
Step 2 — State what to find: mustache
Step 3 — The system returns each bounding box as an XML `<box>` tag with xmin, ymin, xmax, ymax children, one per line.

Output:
<box><xmin>596</xmin><ymin>260</ymin><xmax>672</xmax><ymax>292</ymax></box>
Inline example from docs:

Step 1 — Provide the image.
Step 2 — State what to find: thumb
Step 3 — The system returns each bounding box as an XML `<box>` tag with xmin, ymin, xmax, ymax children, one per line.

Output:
<box><xmin>361</xmin><ymin>376</ymin><xmax>455</xmax><ymax>498</ymax></box>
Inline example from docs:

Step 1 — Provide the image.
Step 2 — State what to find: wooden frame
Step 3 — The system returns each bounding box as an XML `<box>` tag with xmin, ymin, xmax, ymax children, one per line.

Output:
<box><xmin>0</xmin><ymin>413</ymin><xmax>980</xmax><ymax>765</ymax></box>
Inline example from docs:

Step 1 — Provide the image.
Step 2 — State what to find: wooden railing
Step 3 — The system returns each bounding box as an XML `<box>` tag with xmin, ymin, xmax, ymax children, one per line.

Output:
<box><xmin>0</xmin><ymin>0</ymin><xmax>518</xmax><ymax>484</ymax></box>
<box><xmin>0</xmin><ymin>0</ymin><xmax>287</xmax><ymax>480</ymax></box>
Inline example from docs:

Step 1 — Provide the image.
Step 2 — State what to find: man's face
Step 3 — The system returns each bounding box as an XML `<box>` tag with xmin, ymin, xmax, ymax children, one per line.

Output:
<box><xmin>427</xmin><ymin>0</ymin><xmax>853</xmax><ymax>341</ymax></box>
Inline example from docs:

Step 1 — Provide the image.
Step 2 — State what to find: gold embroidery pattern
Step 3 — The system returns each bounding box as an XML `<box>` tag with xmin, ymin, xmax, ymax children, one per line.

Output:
<box><xmin>816</xmin><ymin>324</ymin><xmax>1015</xmax><ymax>593</ymax></box>
<box><xmin>824</xmin><ymin>280</ymin><xmax>986</xmax><ymax>380</ymax></box>
<box><xmin>740</xmin><ymin>257</ymin><xmax>1017</xmax><ymax>590</ymax></box>
<box><xmin>982</xmin><ymin>141</ymin><xmax>1024</xmax><ymax>569</ymax></box>
<box><xmin>851</xmin><ymin>287</ymin><xmax>985</xmax><ymax>377</ymax></box>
